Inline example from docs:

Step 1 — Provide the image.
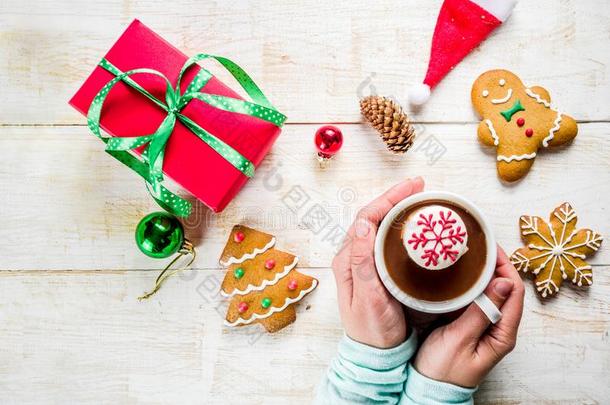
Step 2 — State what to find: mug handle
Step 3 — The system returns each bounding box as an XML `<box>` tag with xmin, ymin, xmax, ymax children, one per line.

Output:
<box><xmin>474</xmin><ymin>293</ymin><xmax>502</xmax><ymax>324</ymax></box>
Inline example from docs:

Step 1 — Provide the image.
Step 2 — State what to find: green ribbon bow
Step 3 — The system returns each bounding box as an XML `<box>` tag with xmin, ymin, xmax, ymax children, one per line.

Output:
<box><xmin>87</xmin><ymin>54</ymin><xmax>286</xmax><ymax>217</ymax></box>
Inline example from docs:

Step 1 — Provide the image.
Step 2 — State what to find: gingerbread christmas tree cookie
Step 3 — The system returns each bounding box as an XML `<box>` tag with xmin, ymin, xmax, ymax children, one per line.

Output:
<box><xmin>471</xmin><ymin>69</ymin><xmax>578</xmax><ymax>182</ymax></box>
<box><xmin>219</xmin><ymin>225</ymin><xmax>318</xmax><ymax>332</ymax></box>
<box><xmin>510</xmin><ymin>203</ymin><xmax>603</xmax><ymax>298</ymax></box>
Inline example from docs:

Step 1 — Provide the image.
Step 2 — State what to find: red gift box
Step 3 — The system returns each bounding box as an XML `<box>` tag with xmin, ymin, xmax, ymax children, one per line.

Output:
<box><xmin>69</xmin><ymin>19</ymin><xmax>284</xmax><ymax>213</ymax></box>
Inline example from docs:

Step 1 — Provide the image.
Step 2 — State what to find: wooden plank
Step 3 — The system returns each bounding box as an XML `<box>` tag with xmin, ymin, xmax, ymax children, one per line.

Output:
<box><xmin>1</xmin><ymin>0</ymin><xmax>609</xmax><ymax>124</ymax></box>
<box><xmin>0</xmin><ymin>268</ymin><xmax>608</xmax><ymax>404</ymax></box>
<box><xmin>0</xmin><ymin>123</ymin><xmax>608</xmax><ymax>270</ymax></box>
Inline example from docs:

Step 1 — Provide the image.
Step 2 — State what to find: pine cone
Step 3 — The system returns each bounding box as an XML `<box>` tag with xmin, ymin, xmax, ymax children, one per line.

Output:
<box><xmin>360</xmin><ymin>96</ymin><xmax>416</xmax><ymax>153</ymax></box>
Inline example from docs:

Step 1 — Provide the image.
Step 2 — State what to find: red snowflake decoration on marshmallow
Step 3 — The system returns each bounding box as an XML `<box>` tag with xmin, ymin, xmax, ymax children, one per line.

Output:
<box><xmin>402</xmin><ymin>206</ymin><xmax>469</xmax><ymax>270</ymax></box>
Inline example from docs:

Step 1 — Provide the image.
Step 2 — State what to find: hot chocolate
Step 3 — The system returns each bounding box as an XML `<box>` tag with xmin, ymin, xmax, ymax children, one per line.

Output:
<box><xmin>383</xmin><ymin>200</ymin><xmax>487</xmax><ymax>302</ymax></box>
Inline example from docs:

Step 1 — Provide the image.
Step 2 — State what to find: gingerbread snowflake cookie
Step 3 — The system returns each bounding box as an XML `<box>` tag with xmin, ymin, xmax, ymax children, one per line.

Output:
<box><xmin>472</xmin><ymin>70</ymin><xmax>578</xmax><ymax>182</ymax></box>
<box><xmin>510</xmin><ymin>203</ymin><xmax>603</xmax><ymax>298</ymax></box>
<box><xmin>219</xmin><ymin>225</ymin><xmax>318</xmax><ymax>333</ymax></box>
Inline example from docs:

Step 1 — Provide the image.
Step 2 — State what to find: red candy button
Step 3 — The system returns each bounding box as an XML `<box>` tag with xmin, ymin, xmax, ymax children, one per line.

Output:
<box><xmin>517</xmin><ymin>117</ymin><xmax>525</xmax><ymax>127</ymax></box>
<box><xmin>237</xmin><ymin>302</ymin><xmax>249</xmax><ymax>313</ymax></box>
<box><xmin>525</xmin><ymin>128</ymin><xmax>534</xmax><ymax>137</ymax></box>
<box><xmin>287</xmin><ymin>280</ymin><xmax>298</xmax><ymax>291</ymax></box>
<box><xmin>264</xmin><ymin>259</ymin><xmax>276</xmax><ymax>270</ymax></box>
<box><xmin>234</xmin><ymin>231</ymin><xmax>245</xmax><ymax>243</ymax></box>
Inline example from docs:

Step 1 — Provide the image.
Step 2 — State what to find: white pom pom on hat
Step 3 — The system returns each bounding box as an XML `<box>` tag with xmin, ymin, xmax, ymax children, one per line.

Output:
<box><xmin>409</xmin><ymin>83</ymin><xmax>431</xmax><ymax>106</ymax></box>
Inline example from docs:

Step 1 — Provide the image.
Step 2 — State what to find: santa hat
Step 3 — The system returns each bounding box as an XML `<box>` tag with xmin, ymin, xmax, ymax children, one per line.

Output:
<box><xmin>409</xmin><ymin>0</ymin><xmax>518</xmax><ymax>105</ymax></box>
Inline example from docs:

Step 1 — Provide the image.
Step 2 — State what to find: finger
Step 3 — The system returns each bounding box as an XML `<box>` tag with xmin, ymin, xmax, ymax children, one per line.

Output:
<box><xmin>349</xmin><ymin>218</ymin><xmax>387</xmax><ymax>300</ymax></box>
<box><xmin>363</xmin><ymin>176</ymin><xmax>425</xmax><ymax>224</ymax></box>
<box><xmin>330</xmin><ymin>216</ymin><xmax>375</xmax><ymax>306</ymax></box>
<box><xmin>348</xmin><ymin>177</ymin><xmax>425</xmax><ymax>235</ymax></box>
<box><xmin>448</xmin><ymin>277</ymin><xmax>514</xmax><ymax>344</ymax></box>
<box><xmin>331</xmin><ymin>254</ymin><xmax>353</xmax><ymax>309</ymax></box>
<box><xmin>492</xmin><ymin>246</ymin><xmax>525</xmax><ymax>333</ymax></box>
<box><xmin>341</xmin><ymin>176</ymin><xmax>424</xmax><ymax>261</ymax></box>
<box><xmin>482</xmin><ymin>246</ymin><xmax>525</xmax><ymax>354</ymax></box>
<box><xmin>495</xmin><ymin>246</ymin><xmax>519</xmax><ymax>281</ymax></box>
<box><xmin>496</xmin><ymin>245</ymin><xmax>511</xmax><ymax>268</ymax></box>
<box><xmin>331</xmin><ymin>236</ymin><xmax>356</xmax><ymax>308</ymax></box>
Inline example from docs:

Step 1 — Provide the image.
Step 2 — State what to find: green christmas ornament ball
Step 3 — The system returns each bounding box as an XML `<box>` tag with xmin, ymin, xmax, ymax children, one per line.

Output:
<box><xmin>135</xmin><ymin>212</ymin><xmax>184</xmax><ymax>259</ymax></box>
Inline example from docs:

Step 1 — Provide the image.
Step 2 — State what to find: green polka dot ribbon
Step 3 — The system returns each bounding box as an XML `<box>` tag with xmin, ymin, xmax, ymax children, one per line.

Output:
<box><xmin>87</xmin><ymin>54</ymin><xmax>287</xmax><ymax>217</ymax></box>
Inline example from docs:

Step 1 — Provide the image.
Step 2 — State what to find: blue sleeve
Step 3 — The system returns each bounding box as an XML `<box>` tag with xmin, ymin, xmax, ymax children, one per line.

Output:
<box><xmin>315</xmin><ymin>332</ymin><xmax>477</xmax><ymax>405</ymax></box>
<box><xmin>399</xmin><ymin>364</ymin><xmax>477</xmax><ymax>405</ymax></box>
<box><xmin>314</xmin><ymin>332</ymin><xmax>417</xmax><ymax>404</ymax></box>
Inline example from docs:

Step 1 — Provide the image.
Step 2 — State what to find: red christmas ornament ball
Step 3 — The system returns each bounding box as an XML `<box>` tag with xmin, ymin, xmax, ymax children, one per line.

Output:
<box><xmin>314</xmin><ymin>125</ymin><xmax>343</xmax><ymax>159</ymax></box>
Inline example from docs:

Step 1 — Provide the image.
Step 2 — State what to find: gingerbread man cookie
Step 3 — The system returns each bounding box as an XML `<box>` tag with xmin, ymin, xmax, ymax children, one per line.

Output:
<box><xmin>472</xmin><ymin>70</ymin><xmax>578</xmax><ymax>182</ymax></box>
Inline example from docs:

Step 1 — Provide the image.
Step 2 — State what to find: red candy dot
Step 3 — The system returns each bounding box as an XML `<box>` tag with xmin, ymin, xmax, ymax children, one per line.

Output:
<box><xmin>264</xmin><ymin>259</ymin><xmax>276</xmax><ymax>270</ymax></box>
<box><xmin>516</xmin><ymin>118</ymin><xmax>525</xmax><ymax>127</ymax></box>
<box><xmin>237</xmin><ymin>302</ymin><xmax>249</xmax><ymax>313</ymax></box>
<box><xmin>525</xmin><ymin>128</ymin><xmax>534</xmax><ymax>137</ymax></box>
<box><xmin>234</xmin><ymin>231</ymin><xmax>245</xmax><ymax>243</ymax></box>
<box><xmin>287</xmin><ymin>280</ymin><xmax>298</xmax><ymax>291</ymax></box>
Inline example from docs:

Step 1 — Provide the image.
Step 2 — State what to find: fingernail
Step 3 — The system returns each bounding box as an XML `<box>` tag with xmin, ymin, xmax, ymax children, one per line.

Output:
<box><xmin>494</xmin><ymin>279</ymin><xmax>514</xmax><ymax>298</ymax></box>
<box><xmin>355</xmin><ymin>219</ymin><xmax>370</xmax><ymax>238</ymax></box>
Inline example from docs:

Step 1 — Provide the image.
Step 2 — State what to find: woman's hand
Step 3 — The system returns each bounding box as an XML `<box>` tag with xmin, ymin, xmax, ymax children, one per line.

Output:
<box><xmin>413</xmin><ymin>247</ymin><xmax>525</xmax><ymax>387</ymax></box>
<box><xmin>331</xmin><ymin>177</ymin><xmax>425</xmax><ymax>349</ymax></box>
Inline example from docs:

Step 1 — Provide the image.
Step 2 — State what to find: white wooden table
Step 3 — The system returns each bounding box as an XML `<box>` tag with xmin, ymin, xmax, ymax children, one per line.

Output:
<box><xmin>1</xmin><ymin>1</ymin><xmax>609</xmax><ymax>403</ymax></box>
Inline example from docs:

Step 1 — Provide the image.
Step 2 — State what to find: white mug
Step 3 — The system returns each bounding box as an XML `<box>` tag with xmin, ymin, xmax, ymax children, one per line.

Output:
<box><xmin>374</xmin><ymin>191</ymin><xmax>502</xmax><ymax>323</ymax></box>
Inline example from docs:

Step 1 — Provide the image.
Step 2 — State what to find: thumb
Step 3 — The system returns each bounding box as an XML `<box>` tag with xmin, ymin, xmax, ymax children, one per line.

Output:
<box><xmin>449</xmin><ymin>277</ymin><xmax>514</xmax><ymax>343</ymax></box>
<box><xmin>350</xmin><ymin>218</ymin><xmax>379</xmax><ymax>293</ymax></box>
